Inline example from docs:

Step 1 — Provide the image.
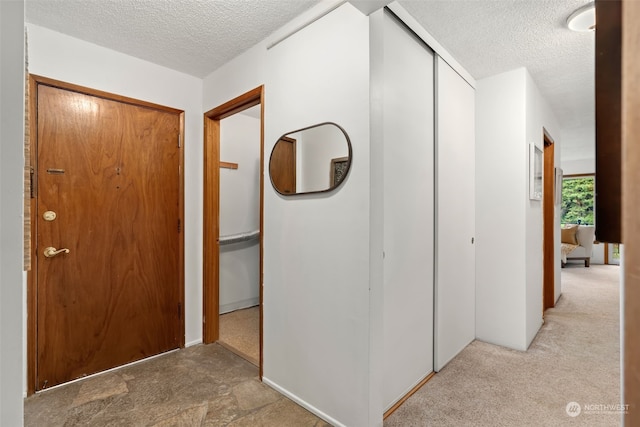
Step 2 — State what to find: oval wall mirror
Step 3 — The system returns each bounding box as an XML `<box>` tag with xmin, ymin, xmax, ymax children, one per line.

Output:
<box><xmin>269</xmin><ymin>122</ymin><xmax>352</xmax><ymax>196</ymax></box>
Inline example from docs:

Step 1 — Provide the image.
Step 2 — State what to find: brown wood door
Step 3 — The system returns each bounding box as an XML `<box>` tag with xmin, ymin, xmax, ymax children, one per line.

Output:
<box><xmin>269</xmin><ymin>136</ymin><xmax>296</xmax><ymax>194</ymax></box>
<box><xmin>35</xmin><ymin>84</ymin><xmax>182</xmax><ymax>390</ymax></box>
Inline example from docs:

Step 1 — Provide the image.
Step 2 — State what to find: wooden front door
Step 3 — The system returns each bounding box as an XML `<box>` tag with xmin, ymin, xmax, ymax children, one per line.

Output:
<box><xmin>33</xmin><ymin>80</ymin><xmax>183</xmax><ymax>390</ymax></box>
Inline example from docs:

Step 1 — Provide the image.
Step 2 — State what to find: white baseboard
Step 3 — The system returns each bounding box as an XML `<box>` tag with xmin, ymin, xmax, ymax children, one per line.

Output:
<box><xmin>262</xmin><ymin>377</ymin><xmax>346</xmax><ymax>427</ymax></box>
<box><xmin>219</xmin><ymin>297</ymin><xmax>259</xmax><ymax>314</ymax></box>
<box><xmin>185</xmin><ymin>339</ymin><xmax>202</xmax><ymax>347</ymax></box>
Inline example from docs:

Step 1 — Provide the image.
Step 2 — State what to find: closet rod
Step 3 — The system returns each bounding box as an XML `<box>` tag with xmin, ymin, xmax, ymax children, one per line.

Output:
<box><xmin>219</xmin><ymin>230</ymin><xmax>260</xmax><ymax>245</ymax></box>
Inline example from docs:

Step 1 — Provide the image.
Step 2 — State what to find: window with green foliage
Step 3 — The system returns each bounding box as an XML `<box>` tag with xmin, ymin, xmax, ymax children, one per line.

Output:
<box><xmin>612</xmin><ymin>244</ymin><xmax>621</xmax><ymax>260</ymax></box>
<box><xmin>561</xmin><ymin>176</ymin><xmax>594</xmax><ymax>225</ymax></box>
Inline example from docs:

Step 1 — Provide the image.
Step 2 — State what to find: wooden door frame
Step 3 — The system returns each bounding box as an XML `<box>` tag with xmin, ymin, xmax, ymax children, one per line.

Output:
<box><xmin>26</xmin><ymin>74</ymin><xmax>185</xmax><ymax>396</ymax></box>
<box><xmin>202</xmin><ymin>86</ymin><xmax>264</xmax><ymax>377</ymax></box>
<box><xmin>543</xmin><ymin>129</ymin><xmax>555</xmax><ymax>311</ymax></box>
<box><xmin>623</xmin><ymin>0</ymin><xmax>640</xmax><ymax>419</ymax></box>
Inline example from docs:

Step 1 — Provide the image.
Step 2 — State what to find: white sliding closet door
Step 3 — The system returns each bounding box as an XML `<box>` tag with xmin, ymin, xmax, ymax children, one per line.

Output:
<box><xmin>382</xmin><ymin>10</ymin><xmax>435</xmax><ymax>410</ymax></box>
<box><xmin>434</xmin><ymin>57</ymin><xmax>476</xmax><ymax>371</ymax></box>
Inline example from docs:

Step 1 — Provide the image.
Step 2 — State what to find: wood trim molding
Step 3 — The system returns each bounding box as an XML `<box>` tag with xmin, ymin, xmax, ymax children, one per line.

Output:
<box><xmin>383</xmin><ymin>372</ymin><xmax>436</xmax><ymax>419</ymax></box>
<box><xmin>563</xmin><ymin>173</ymin><xmax>594</xmax><ymax>178</ymax></box>
<box><xmin>543</xmin><ymin>128</ymin><xmax>555</xmax><ymax>146</ymax></box>
<box><xmin>205</xmin><ymin>87</ymin><xmax>262</xmax><ymax>120</ymax></box>
<box><xmin>543</xmin><ymin>130</ymin><xmax>555</xmax><ymax>311</ymax></box>
<box><xmin>178</xmin><ymin>112</ymin><xmax>186</xmax><ymax>347</ymax></box>
<box><xmin>202</xmin><ymin>86</ymin><xmax>264</xmax><ymax>379</ymax></box>
<box><xmin>27</xmin><ymin>75</ymin><xmax>38</xmax><ymax>396</ymax></box>
<box><xmin>28</xmin><ymin>74</ymin><xmax>183</xmax><ymax>114</ymax></box>
<box><xmin>259</xmin><ymin>90</ymin><xmax>265</xmax><ymax>379</ymax></box>
<box><xmin>203</xmin><ymin>116</ymin><xmax>220</xmax><ymax>344</ymax></box>
<box><xmin>622</xmin><ymin>0</ymin><xmax>640</xmax><ymax>421</ymax></box>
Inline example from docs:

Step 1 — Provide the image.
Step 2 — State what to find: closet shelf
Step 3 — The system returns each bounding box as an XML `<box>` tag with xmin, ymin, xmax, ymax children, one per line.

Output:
<box><xmin>220</xmin><ymin>161</ymin><xmax>238</xmax><ymax>169</ymax></box>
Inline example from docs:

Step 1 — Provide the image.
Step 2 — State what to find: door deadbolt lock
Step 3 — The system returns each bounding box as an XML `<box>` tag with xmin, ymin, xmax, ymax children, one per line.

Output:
<box><xmin>43</xmin><ymin>211</ymin><xmax>57</xmax><ymax>221</ymax></box>
<box><xmin>43</xmin><ymin>247</ymin><xmax>70</xmax><ymax>258</ymax></box>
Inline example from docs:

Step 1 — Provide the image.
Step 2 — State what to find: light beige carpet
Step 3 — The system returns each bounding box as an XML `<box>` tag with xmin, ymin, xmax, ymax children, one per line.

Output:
<box><xmin>219</xmin><ymin>306</ymin><xmax>260</xmax><ymax>367</ymax></box>
<box><xmin>385</xmin><ymin>264</ymin><xmax>621</xmax><ymax>427</ymax></box>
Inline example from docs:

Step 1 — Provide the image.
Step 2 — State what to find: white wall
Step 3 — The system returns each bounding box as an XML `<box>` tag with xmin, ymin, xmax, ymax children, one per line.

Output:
<box><xmin>591</xmin><ymin>243</ymin><xmax>605</xmax><ymax>265</ymax></box>
<box><xmin>265</xmin><ymin>5</ymin><xmax>371</xmax><ymax>426</ymax></box>
<box><xmin>0</xmin><ymin>0</ymin><xmax>26</xmax><ymax>423</ymax></box>
<box><xmin>204</xmin><ymin>3</ymin><xmax>373</xmax><ymax>426</ymax></box>
<box><xmin>561</xmin><ymin>157</ymin><xmax>594</xmax><ymax>175</ymax></box>
<box><xmin>26</xmin><ymin>24</ymin><xmax>204</xmax><ymax>353</ymax></box>
<box><xmin>560</xmin><ymin>124</ymin><xmax>594</xmax><ymax>168</ymax></box>
<box><xmin>476</xmin><ymin>67</ymin><xmax>562</xmax><ymax>351</ymax></box>
<box><xmin>476</xmin><ymin>68</ymin><xmax>528</xmax><ymax>350</ymax></box>
<box><xmin>524</xmin><ymin>70</ymin><xmax>561</xmax><ymax>345</ymax></box>
<box><xmin>219</xmin><ymin>111</ymin><xmax>261</xmax><ymax>313</ymax></box>
<box><xmin>295</xmin><ymin>124</ymin><xmax>349</xmax><ymax>193</ymax></box>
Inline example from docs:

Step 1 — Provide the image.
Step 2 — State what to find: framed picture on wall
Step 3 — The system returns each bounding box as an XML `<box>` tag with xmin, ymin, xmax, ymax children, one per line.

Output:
<box><xmin>529</xmin><ymin>143</ymin><xmax>543</xmax><ymax>200</ymax></box>
<box><xmin>330</xmin><ymin>156</ymin><xmax>349</xmax><ymax>187</ymax></box>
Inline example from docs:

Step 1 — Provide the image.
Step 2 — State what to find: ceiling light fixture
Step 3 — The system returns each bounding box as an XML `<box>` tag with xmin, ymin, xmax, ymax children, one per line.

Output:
<box><xmin>567</xmin><ymin>2</ymin><xmax>596</xmax><ymax>32</ymax></box>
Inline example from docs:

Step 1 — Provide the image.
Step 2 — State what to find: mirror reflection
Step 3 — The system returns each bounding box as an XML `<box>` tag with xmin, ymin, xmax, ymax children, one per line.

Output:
<box><xmin>269</xmin><ymin>122</ymin><xmax>352</xmax><ymax>195</ymax></box>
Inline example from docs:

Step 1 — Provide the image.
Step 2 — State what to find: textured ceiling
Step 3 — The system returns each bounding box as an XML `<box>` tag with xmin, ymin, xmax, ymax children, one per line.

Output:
<box><xmin>25</xmin><ymin>0</ymin><xmax>595</xmax><ymax>159</ymax></box>
<box><xmin>399</xmin><ymin>0</ymin><xmax>595</xmax><ymax>158</ymax></box>
<box><xmin>25</xmin><ymin>0</ymin><xmax>320</xmax><ymax>78</ymax></box>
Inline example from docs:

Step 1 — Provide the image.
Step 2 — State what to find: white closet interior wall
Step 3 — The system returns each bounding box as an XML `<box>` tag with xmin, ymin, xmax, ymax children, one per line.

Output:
<box><xmin>219</xmin><ymin>108</ymin><xmax>261</xmax><ymax>313</ymax></box>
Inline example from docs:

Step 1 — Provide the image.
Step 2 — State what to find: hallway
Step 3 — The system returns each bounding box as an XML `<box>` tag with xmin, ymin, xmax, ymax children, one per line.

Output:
<box><xmin>385</xmin><ymin>264</ymin><xmax>621</xmax><ymax>426</ymax></box>
<box><xmin>24</xmin><ymin>265</ymin><xmax>620</xmax><ymax>426</ymax></box>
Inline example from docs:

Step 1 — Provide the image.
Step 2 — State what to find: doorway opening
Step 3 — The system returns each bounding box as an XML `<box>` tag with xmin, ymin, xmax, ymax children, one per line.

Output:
<box><xmin>605</xmin><ymin>243</ymin><xmax>621</xmax><ymax>265</ymax></box>
<box><xmin>203</xmin><ymin>87</ymin><xmax>264</xmax><ymax>376</ymax></box>
<box><xmin>543</xmin><ymin>129</ymin><xmax>555</xmax><ymax>311</ymax></box>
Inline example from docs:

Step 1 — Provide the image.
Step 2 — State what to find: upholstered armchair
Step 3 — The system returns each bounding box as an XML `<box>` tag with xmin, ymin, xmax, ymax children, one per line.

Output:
<box><xmin>561</xmin><ymin>225</ymin><xmax>595</xmax><ymax>267</ymax></box>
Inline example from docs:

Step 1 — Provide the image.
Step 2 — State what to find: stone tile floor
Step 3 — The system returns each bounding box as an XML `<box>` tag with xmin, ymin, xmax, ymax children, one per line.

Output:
<box><xmin>24</xmin><ymin>344</ymin><xmax>330</xmax><ymax>426</ymax></box>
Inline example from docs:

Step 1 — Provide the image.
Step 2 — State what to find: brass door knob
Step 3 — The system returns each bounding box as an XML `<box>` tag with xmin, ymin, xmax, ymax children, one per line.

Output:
<box><xmin>43</xmin><ymin>211</ymin><xmax>57</xmax><ymax>221</ymax></box>
<box><xmin>43</xmin><ymin>247</ymin><xmax>70</xmax><ymax>258</ymax></box>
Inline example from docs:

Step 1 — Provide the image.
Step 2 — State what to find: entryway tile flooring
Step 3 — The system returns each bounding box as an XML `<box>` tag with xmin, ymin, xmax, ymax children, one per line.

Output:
<box><xmin>24</xmin><ymin>344</ymin><xmax>329</xmax><ymax>426</ymax></box>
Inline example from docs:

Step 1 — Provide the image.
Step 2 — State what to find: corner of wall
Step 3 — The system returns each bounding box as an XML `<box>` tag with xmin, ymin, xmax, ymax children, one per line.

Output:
<box><xmin>367</xmin><ymin>8</ymin><xmax>385</xmax><ymax>426</ymax></box>
<box><xmin>349</xmin><ymin>0</ymin><xmax>391</xmax><ymax>16</ymax></box>
<box><xmin>475</xmin><ymin>68</ymin><xmax>528</xmax><ymax>350</ymax></box>
<box><xmin>261</xmin><ymin>4</ymin><xmax>372</xmax><ymax>425</ymax></box>
<box><xmin>201</xmin><ymin>42</ymin><xmax>267</xmax><ymax>112</ymax></box>
<box><xmin>0</xmin><ymin>0</ymin><xmax>26</xmax><ymax>423</ymax></box>
<box><xmin>523</xmin><ymin>68</ymin><xmax>562</xmax><ymax>347</ymax></box>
